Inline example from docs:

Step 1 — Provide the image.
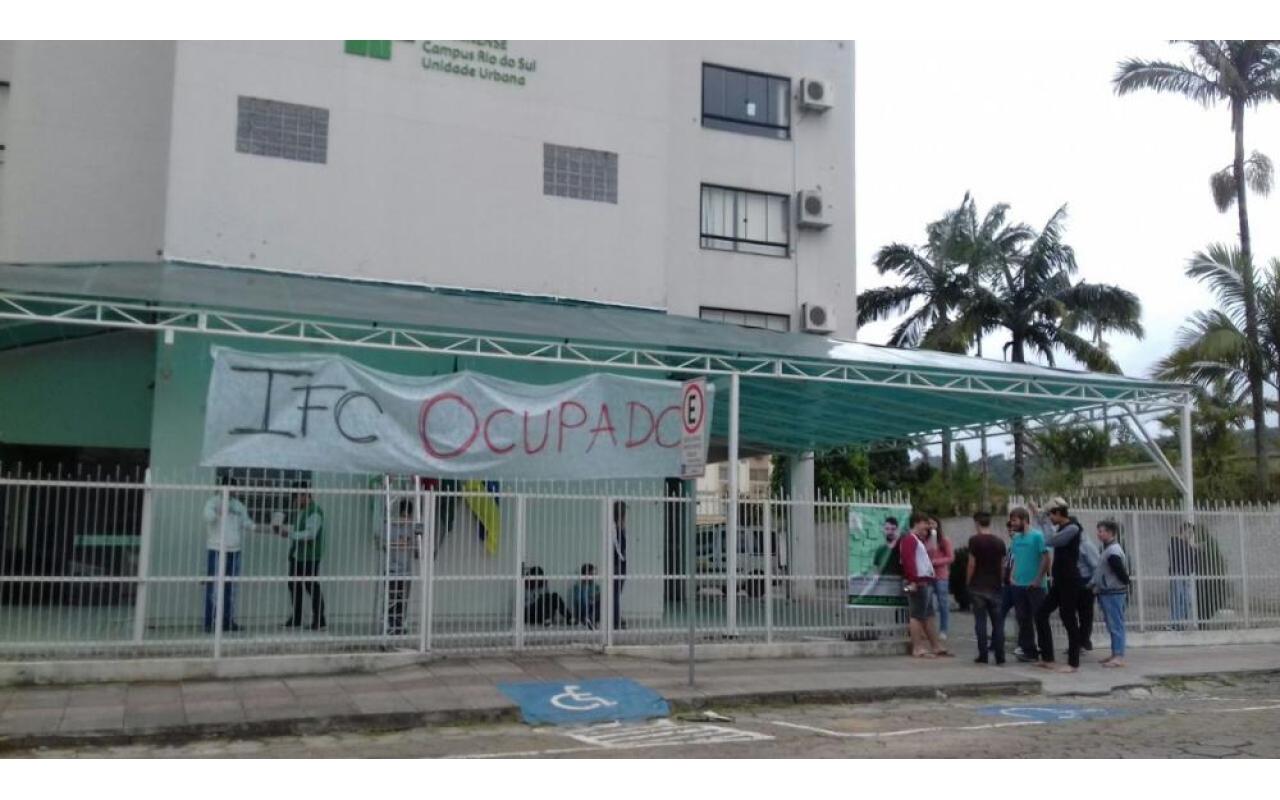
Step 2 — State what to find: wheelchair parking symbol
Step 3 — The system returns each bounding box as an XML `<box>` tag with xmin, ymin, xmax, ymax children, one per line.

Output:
<box><xmin>977</xmin><ymin>704</ymin><xmax>1128</xmax><ymax>723</ymax></box>
<box><xmin>499</xmin><ymin>678</ymin><xmax>670</xmax><ymax>725</ymax></box>
<box><xmin>550</xmin><ymin>684</ymin><xmax>619</xmax><ymax>712</ymax></box>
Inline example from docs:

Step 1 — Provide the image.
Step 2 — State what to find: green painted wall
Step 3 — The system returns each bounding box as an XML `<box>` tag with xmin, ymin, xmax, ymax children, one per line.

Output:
<box><xmin>142</xmin><ymin>334</ymin><xmax>669</xmax><ymax>632</ymax></box>
<box><xmin>0</xmin><ymin>331</ymin><xmax>155</xmax><ymax>449</ymax></box>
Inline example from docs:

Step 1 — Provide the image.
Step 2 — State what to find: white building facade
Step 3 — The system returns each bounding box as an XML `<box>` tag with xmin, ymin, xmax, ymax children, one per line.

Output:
<box><xmin>0</xmin><ymin>40</ymin><xmax>856</xmax><ymax>336</ymax></box>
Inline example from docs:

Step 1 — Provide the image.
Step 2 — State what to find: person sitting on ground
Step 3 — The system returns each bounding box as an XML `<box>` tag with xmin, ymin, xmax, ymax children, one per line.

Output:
<box><xmin>1091</xmin><ymin>520</ymin><xmax>1131</xmax><ymax>669</ymax></box>
<box><xmin>523</xmin><ymin>566</ymin><xmax>569</xmax><ymax>627</ymax></box>
<box><xmin>570</xmin><ymin>563</ymin><xmax>601</xmax><ymax>629</ymax></box>
<box><xmin>898</xmin><ymin>511</ymin><xmax>951</xmax><ymax>659</ymax></box>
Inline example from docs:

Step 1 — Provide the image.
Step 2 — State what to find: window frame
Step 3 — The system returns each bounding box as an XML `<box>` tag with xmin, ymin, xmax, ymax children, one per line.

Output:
<box><xmin>699</xmin><ymin>306</ymin><xmax>792</xmax><ymax>333</ymax></box>
<box><xmin>699</xmin><ymin>183</ymin><xmax>791</xmax><ymax>258</ymax></box>
<box><xmin>701</xmin><ymin>63</ymin><xmax>792</xmax><ymax>140</ymax></box>
<box><xmin>542</xmin><ymin>142</ymin><xmax>619</xmax><ymax>205</ymax></box>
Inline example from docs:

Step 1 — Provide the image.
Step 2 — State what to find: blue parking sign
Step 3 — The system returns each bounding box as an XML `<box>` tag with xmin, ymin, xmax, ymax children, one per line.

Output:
<box><xmin>497</xmin><ymin>678</ymin><xmax>670</xmax><ymax>725</ymax></box>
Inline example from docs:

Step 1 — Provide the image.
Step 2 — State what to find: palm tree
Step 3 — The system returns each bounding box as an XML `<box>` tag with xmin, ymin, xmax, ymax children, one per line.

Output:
<box><xmin>948</xmin><ymin>206</ymin><xmax>1145</xmax><ymax>492</ymax></box>
<box><xmin>858</xmin><ymin>196</ymin><xmax>974</xmax><ymax>478</ymax></box>
<box><xmin>1115</xmin><ymin>40</ymin><xmax>1280</xmax><ymax>496</ymax></box>
<box><xmin>1155</xmin><ymin>247</ymin><xmax>1280</xmax><ymax>493</ymax></box>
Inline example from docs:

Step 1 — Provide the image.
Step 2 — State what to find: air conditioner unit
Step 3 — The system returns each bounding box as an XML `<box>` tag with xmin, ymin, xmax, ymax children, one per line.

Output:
<box><xmin>800</xmin><ymin>78</ymin><xmax>833</xmax><ymax>112</ymax></box>
<box><xmin>797</xmin><ymin>190</ymin><xmax>830</xmax><ymax>229</ymax></box>
<box><xmin>801</xmin><ymin>302</ymin><xmax>835</xmax><ymax>334</ymax></box>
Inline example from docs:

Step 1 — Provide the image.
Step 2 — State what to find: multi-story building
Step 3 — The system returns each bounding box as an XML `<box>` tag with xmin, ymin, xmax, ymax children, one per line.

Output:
<box><xmin>0</xmin><ymin>41</ymin><xmax>855</xmax><ymax>333</ymax></box>
<box><xmin>0</xmin><ymin>41</ymin><xmax>856</xmax><ymax>640</ymax></box>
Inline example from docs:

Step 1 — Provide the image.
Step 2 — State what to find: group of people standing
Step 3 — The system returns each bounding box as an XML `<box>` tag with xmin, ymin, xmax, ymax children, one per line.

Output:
<box><xmin>893</xmin><ymin>499</ymin><xmax>1131</xmax><ymax>671</ymax></box>
<box><xmin>201</xmin><ymin>479</ymin><xmax>332</xmax><ymax>634</ymax></box>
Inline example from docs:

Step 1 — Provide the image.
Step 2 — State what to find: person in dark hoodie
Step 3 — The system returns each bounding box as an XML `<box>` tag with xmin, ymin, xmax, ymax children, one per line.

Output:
<box><xmin>1031</xmin><ymin>497</ymin><xmax>1085</xmax><ymax>672</ymax></box>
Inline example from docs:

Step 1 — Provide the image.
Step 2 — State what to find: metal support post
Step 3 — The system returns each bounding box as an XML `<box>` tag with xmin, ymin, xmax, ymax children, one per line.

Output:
<box><xmin>764</xmin><ymin>497</ymin><xmax>773</xmax><ymax>644</ymax></box>
<box><xmin>727</xmin><ymin>372</ymin><xmax>740</xmax><ymax>637</ymax></box>
<box><xmin>514</xmin><ymin>495</ymin><xmax>527</xmax><ymax>651</ymax></box>
<box><xmin>1180</xmin><ymin>401</ymin><xmax>1195</xmax><ymax>525</ymax></box>
<box><xmin>213</xmin><ymin>488</ymin><xmax>229</xmax><ymax>660</ymax></box>
<box><xmin>132</xmin><ymin>469</ymin><xmax>154</xmax><ymax>644</ymax></box>
<box><xmin>602</xmin><ymin>497</ymin><xmax>613</xmax><ymax>649</ymax></box>
<box><xmin>1180</xmin><ymin>401</ymin><xmax>1199</xmax><ymax>629</ymax></box>
<box><xmin>419</xmin><ymin>489</ymin><xmax>435</xmax><ymax>654</ymax></box>
<box><xmin>1130</xmin><ymin>510</ymin><xmax>1146</xmax><ymax>632</ymax></box>
<box><xmin>686</xmin><ymin>480</ymin><xmax>697</xmax><ymax>687</ymax></box>
<box><xmin>1238</xmin><ymin>511</ymin><xmax>1250</xmax><ymax>629</ymax></box>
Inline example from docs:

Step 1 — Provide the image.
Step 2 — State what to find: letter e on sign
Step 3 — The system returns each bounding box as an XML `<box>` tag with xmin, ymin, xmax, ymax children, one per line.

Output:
<box><xmin>681</xmin><ymin>381</ymin><xmax>706</xmax><ymax>436</ymax></box>
<box><xmin>678</xmin><ymin>378</ymin><xmax>708</xmax><ymax>478</ymax></box>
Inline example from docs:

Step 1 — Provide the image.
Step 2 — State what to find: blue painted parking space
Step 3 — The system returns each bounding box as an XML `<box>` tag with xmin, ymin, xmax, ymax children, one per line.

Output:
<box><xmin>976</xmin><ymin>704</ymin><xmax>1130</xmax><ymax>723</ymax></box>
<box><xmin>497</xmin><ymin>678</ymin><xmax>671</xmax><ymax>725</ymax></box>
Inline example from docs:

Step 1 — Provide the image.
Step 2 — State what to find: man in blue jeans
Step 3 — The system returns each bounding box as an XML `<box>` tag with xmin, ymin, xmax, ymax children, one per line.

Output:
<box><xmin>1091</xmin><ymin>520</ymin><xmax>1131</xmax><ymax>668</ymax></box>
<box><xmin>202</xmin><ymin>477</ymin><xmax>260</xmax><ymax>633</ymax></box>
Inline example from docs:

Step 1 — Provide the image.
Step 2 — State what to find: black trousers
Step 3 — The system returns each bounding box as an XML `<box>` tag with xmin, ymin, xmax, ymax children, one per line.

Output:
<box><xmin>1076</xmin><ymin>584</ymin><xmax>1095</xmax><ymax>647</ymax></box>
<box><xmin>288</xmin><ymin>559</ymin><xmax>326</xmax><ymax>627</ymax></box>
<box><xmin>612</xmin><ymin>557</ymin><xmax>627</xmax><ymax>629</ymax></box>
<box><xmin>1035</xmin><ymin>578</ymin><xmax>1083</xmax><ymax>667</ymax></box>
<box><xmin>1012</xmin><ymin>586</ymin><xmax>1044</xmax><ymax>658</ymax></box>
<box><xmin>386</xmin><ymin>578</ymin><xmax>411</xmax><ymax>634</ymax></box>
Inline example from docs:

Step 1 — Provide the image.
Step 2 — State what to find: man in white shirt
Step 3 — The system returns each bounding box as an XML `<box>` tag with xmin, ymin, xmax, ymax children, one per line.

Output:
<box><xmin>203</xmin><ymin>477</ymin><xmax>258</xmax><ymax>633</ymax></box>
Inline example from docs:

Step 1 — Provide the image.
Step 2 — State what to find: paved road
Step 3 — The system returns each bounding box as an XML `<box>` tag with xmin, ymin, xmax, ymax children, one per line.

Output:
<box><xmin>11</xmin><ymin>674</ymin><xmax>1280</xmax><ymax>758</ymax></box>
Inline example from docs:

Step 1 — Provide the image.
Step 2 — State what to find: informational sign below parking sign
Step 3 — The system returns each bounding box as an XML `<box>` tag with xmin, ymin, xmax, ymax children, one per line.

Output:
<box><xmin>678</xmin><ymin>378</ymin><xmax>709</xmax><ymax>479</ymax></box>
<box><xmin>497</xmin><ymin>678</ymin><xmax>671</xmax><ymax>725</ymax></box>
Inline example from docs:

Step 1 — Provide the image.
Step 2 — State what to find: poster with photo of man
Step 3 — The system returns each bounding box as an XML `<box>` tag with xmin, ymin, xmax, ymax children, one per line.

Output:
<box><xmin>847</xmin><ymin>504</ymin><xmax>912</xmax><ymax>608</ymax></box>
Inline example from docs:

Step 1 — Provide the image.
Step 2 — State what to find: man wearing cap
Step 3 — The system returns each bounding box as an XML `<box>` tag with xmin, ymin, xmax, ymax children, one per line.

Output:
<box><xmin>1032</xmin><ymin>497</ymin><xmax>1085</xmax><ymax>672</ymax></box>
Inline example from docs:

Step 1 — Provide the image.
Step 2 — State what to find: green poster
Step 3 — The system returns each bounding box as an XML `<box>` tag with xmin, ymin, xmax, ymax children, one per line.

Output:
<box><xmin>847</xmin><ymin>504</ymin><xmax>911</xmax><ymax>608</ymax></box>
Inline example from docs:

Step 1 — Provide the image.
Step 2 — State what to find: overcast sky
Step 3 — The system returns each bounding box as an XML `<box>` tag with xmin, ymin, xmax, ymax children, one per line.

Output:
<box><xmin>855</xmin><ymin>39</ymin><xmax>1280</xmax><ymax>380</ymax></box>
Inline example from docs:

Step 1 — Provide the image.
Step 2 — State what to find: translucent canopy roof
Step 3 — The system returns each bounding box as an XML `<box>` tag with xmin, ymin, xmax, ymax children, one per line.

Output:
<box><xmin>0</xmin><ymin>261</ymin><xmax>1189</xmax><ymax>453</ymax></box>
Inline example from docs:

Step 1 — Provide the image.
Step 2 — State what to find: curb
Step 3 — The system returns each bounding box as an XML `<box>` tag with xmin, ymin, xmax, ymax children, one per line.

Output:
<box><xmin>0</xmin><ymin>678</ymin><xmax>1039</xmax><ymax>753</ymax></box>
<box><xmin>666</xmin><ymin>679</ymin><xmax>1041</xmax><ymax>711</ymax></box>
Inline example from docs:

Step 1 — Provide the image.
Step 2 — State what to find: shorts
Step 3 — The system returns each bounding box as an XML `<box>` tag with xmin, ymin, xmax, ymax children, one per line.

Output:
<box><xmin>907</xmin><ymin>585</ymin><xmax>935</xmax><ymax>621</ymax></box>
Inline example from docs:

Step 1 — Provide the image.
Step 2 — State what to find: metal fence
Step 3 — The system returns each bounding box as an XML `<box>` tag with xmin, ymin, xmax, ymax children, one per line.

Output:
<box><xmin>0</xmin><ymin>467</ymin><xmax>912</xmax><ymax>661</ymax></box>
<box><xmin>5</xmin><ymin>469</ymin><xmax>1275</xmax><ymax>664</ymax></box>
<box><xmin>1061</xmin><ymin>496</ymin><xmax>1280</xmax><ymax>633</ymax></box>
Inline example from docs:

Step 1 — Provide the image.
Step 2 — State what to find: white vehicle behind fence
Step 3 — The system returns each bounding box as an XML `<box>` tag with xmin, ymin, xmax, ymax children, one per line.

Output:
<box><xmin>695</xmin><ymin>521</ymin><xmax>789</xmax><ymax>598</ymax></box>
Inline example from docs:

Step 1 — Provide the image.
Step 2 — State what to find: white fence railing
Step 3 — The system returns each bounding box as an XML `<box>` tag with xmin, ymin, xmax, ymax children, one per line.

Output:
<box><xmin>4</xmin><ymin>471</ymin><xmax>1276</xmax><ymax>663</ymax></box>
<box><xmin>0</xmin><ymin>470</ymin><xmax>913</xmax><ymax>660</ymax></box>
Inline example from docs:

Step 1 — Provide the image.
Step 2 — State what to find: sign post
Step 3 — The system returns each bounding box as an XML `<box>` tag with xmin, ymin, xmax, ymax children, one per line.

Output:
<box><xmin>677</xmin><ymin>379</ymin><xmax>708</xmax><ymax>687</ymax></box>
<box><xmin>678</xmin><ymin>378</ymin><xmax>708</xmax><ymax>480</ymax></box>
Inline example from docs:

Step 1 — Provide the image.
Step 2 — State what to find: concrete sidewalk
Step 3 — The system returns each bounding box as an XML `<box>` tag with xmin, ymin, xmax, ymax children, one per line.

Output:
<box><xmin>2</xmin><ymin>643</ymin><xmax>1278</xmax><ymax>752</ymax></box>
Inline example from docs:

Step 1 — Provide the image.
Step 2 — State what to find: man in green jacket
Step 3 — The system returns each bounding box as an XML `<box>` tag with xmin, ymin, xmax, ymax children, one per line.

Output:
<box><xmin>280</xmin><ymin>489</ymin><xmax>326</xmax><ymax>630</ymax></box>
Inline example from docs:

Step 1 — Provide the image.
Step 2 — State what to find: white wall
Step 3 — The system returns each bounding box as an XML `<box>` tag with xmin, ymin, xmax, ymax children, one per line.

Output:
<box><xmin>1</xmin><ymin>40</ymin><xmax>856</xmax><ymax>336</ymax></box>
<box><xmin>0</xmin><ymin>41</ymin><xmax>174</xmax><ymax>263</ymax></box>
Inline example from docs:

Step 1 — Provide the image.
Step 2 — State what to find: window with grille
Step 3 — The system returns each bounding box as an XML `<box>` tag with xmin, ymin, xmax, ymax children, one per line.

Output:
<box><xmin>699</xmin><ymin>307</ymin><xmax>791</xmax><ymax>332</ymax></box>
<box><xmin>543</xmin><ymin>143</ymin><xmax>618</xmax><ymax>204</ymax></box>
<box><xmin>700</xmin><ymin>185</ymin><xmax>789</xmax><ymax>257</ymax></box>
<box><xmin>236</xmin><ymin>96</ymin><xmax>329</xmax><ymax>164</ymax></box>
<box><xmin>702</xmin><ymin>64</ymin><xmax>791</xmax><ymax>140</ymax></box>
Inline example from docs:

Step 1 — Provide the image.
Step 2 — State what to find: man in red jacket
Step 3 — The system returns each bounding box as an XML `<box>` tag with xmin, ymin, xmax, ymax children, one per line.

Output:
<box><xmin>899</xmin><ymin>511</ymin><xmax>952</xmax><ymax>658</ymax></box>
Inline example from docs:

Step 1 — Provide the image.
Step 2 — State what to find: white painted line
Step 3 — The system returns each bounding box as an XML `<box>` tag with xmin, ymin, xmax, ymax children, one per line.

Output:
<box><xmin>450</xmin><ymin>720</ymin><xmax>773</xmax><ymax>759</ymax></box>
<box><xmin>1202</xmin><ymin>704</ymin><xmax>1280</xmax><ymax>714</ymax></box>
<box><xmin>451</xmin><ymin>745</ymin><xmax>609</xmax><ymax>759</ymax></box>
<box><xmin>767</xmin><ymin>719</ymin><xmax>1045</xmax><ymax>739</ymax></box>
<box><xmin>565</xmin><ymin>719</ymin><xmax>774</xmax><ymax>748</ymax></box>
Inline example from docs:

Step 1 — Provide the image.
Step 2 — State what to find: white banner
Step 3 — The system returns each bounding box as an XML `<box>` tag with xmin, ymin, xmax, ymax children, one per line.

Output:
<box><xmin>200</xmin><ymin>347</ymin><xmax>714</xmax><ymax>479</ymax></box>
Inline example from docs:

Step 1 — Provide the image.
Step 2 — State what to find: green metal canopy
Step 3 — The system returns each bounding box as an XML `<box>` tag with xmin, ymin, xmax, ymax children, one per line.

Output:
<box><xmin>0</xmin><ymin>261</ymin><xmax>1190</xmax><ymax>454</ymax></box>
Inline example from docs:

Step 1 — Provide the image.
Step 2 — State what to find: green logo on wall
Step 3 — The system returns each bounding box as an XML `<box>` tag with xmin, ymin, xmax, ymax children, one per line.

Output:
<box><xmin>344</xmin><ymin>41</ymin><xmax>392</xmax><ymax>60</ymax></box>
